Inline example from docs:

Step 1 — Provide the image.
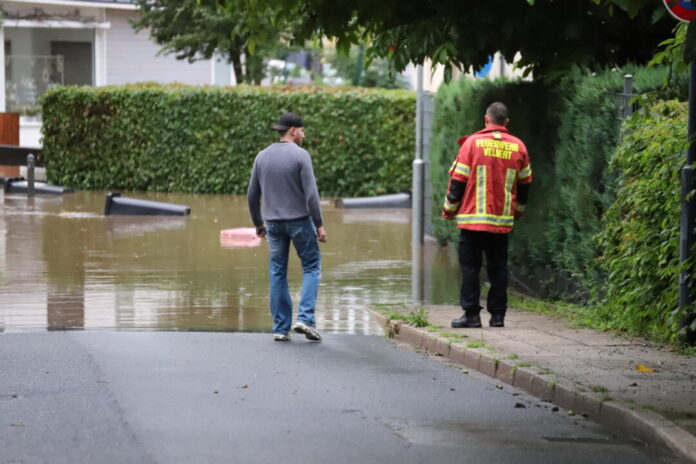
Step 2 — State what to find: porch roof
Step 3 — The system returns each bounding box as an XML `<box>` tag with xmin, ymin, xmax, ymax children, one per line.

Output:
<box><xmin>1</xmin><ymin>0</ymin><xmax>137</xmax><ymax>10</ymax></box>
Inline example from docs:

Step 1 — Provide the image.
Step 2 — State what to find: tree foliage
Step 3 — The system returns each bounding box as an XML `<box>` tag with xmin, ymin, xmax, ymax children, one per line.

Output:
<box><xmin>132</xmin><ymin>0</ymin><xmax>297</xmax><ymax>84</ymax></box>
<box><xmin>220</xmin><ymin>0</ymin><xmax>676</xmax><ymax>79</ymax></box>
<box><xmin>134</xmin><ymin>0</ymin><xmax>686</xmax><ymax>82</ymax></box>
<box><xmin>324</xmin><ymin>44</ymin><xmax>407</xmax><ymax>89</ymax></box>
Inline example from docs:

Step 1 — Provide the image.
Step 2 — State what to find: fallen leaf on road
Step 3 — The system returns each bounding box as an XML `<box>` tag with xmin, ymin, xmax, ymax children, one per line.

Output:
<box><xmin>514</xmin><ymin>403</ymin><xmax>526</xmax><ymax>409</ymax></box>
<box><xmin>240</xmin><ymin>385</ymin><xmax>249</xmax><ymax>389</ymax></box>
<box><xmin>635</xmin><ymin>364</ymin><xmax>656</xmax><ymax>373</ymax></box>
<box><xmin>629</xmin><ymin>383</ymin><xmax>639</xmax><ymax>387</ymax></box>
<box><xmin>496</xmin><ymin>384</ymin><xmax>504</xmax><ymax>390</ymax></box>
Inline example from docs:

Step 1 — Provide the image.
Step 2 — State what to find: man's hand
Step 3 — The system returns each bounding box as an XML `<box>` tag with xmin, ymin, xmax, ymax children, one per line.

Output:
<box><xmin>317</xmin><ymin>226</ymin><xmax>327</xmax><ymax>243</ymax></box>
<box><xmin>255</xmin><ymin>225</ymin><xmax>266</xmax><ymax>238</ymax></box>
<box><xmin>441</xmin><ymin>208</ymin><xmax>456</xmax><ymax>220</ymax></box>
<box><xmin>514</xmin><ymin>204</ymin><xmax>526</xmax><ymax>220</ymax></box>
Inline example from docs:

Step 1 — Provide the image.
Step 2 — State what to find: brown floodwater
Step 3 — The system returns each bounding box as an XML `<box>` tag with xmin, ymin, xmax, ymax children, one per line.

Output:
<box><xmin>0</xmin><ymin>190</ymin><xmax>459</xmax><ymax>334</ymax></box>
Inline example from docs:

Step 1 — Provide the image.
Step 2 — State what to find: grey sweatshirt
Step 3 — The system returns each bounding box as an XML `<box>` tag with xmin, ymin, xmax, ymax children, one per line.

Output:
<box><xmin>247</xmin><ymin>142</ymin><xmax>323</xmax><ymax>228</ymax></box>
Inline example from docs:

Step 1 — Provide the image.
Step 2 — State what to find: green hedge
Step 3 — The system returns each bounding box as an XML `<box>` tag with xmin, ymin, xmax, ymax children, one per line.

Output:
<box><xmin>429</xmin><ymin>77</ymin><xmax>562</xmax><ymax>270</ymax></box>
<box><xmin>592</xmin><ymin>100</ymin><xmax>692</xmax><ymax>341</ymax></box>
<box><xmin>546</xmin><ymin>67</ymin><xmax>685</xmax><ymax>287</ymax></box>
<box><xmin>430</xmin><ymin>67</ymin><xmax>682</xmax><ymax>295</ymax></box>
<box><xmin>40</xmin><ymin>84</ymin><xmax>415</xmax><ymax>197</ymax></box>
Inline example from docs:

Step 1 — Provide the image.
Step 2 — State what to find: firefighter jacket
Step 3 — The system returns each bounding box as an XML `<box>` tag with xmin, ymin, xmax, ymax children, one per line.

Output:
<box><xmin>442</xmin><ymin>125</ymin><xmax>532</xmax><ymax>234</ymax></box>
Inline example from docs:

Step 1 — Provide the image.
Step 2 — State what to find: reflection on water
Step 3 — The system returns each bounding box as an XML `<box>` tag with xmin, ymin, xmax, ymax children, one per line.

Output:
<box><xmin>0</xmin><ymin>191</ymin><xmax>459</xmax><ymax>334</ymax></box>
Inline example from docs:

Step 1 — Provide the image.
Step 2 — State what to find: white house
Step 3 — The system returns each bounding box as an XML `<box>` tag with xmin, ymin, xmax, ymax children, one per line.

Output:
<box><xmin>1</xmin><ymin>0</ymin><xmax>236</xmax><ymax>148</ymax></box>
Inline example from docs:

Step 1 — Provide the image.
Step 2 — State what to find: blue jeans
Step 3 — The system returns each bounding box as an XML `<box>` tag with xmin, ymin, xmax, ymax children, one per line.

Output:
<box><xmin>266</xmin><ymin>217</ymin><xmax>321</xmax><ymax>335</ymax></box>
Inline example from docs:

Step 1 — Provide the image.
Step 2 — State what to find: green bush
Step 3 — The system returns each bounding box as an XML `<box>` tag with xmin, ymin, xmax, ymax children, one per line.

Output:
<box><xmin>430</xmin><ymin>67</ymin><xmax>683</xmax><ymax>298</ymax></box>
<box><xmin>546</xmin><ymin>67</ymin><xmax>685</xmax><ymax>287</ymax></box>
<box><xmin>592</xmin><ymin>100</ymin><xmax>692</xmax><ymax>341</ymax></box>
<box><xmin>40</xmin><ymin>84</ymin><xmax>415</xmax><ymax>197</ymax></box>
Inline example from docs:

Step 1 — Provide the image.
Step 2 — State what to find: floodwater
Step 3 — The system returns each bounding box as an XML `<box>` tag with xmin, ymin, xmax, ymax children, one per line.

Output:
<box><xmin>0</xmin><ymin>191</ymin><xmax>459</xmax><ymax>334</ymax></box>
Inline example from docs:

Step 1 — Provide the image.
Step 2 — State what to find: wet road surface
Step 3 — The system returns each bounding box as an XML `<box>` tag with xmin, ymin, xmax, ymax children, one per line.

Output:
<box><xmin>0</xmin><ymin>332</ymin><xmax>677</xmax><ymax>464</ymax></box>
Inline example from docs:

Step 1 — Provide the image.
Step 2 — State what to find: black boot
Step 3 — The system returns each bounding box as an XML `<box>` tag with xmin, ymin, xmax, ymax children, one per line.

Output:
<box><xmin>489</xmin><ymin>313</ymin><xmax>505</xmax><ymax>327</ymax></box>
<box><xmin>451</xmin><ymin>313</ymin><xmax>482</xmax><ymax>328</ymax></box>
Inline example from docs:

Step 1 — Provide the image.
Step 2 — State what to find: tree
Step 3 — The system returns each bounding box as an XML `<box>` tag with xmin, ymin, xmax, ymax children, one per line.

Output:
<box><xmin>324</xmin><ymin>44</ymin><xmax>408</xmax><ymax>89</ymax></box>
<box><xmin>132</xmin><ymin>0</ymin><xmax>295</xmax><ymax>84</ymax></box>
<box><xmin>223</xmin><ymin>0</ymin><xmax>676</xmax><ymax>80</ymax></box>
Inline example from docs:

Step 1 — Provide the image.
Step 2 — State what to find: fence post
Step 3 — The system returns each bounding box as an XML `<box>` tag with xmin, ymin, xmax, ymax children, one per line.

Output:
<box><xmin>623</xmin><ymin>74</ymin><xmax>633</xmax><ymax>119</ymax></box>
<box><xmin>27</xmin><ymin>153</ymin><xmax>35</xmax><ymax>197</ymax></box>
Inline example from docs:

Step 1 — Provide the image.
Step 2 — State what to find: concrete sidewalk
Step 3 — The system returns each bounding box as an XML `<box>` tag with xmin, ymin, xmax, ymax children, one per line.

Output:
<box><xmin>368</xmin><ymin>304</ymin><xmax>696</xmax><ymax>463</ymax></box>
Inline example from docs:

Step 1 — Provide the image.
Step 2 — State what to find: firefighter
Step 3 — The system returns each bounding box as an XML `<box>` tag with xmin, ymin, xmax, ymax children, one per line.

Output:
<box><xmin>442</xmin><ymin>102</ymin><xmax>532</xmax><ymax>328</ymax></box>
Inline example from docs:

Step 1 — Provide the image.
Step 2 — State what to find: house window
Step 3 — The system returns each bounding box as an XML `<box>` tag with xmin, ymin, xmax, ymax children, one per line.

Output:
<box><xmin>4</xmin><ymin>28</ymin><xmax>94</xmax><ymax>116</ymax></box>
<box><xmin>4</xmin><ymin>52</ymin><xmax>63</xmax><ymax>116</ymax></box>
<box><xmin>51</xmin><ymin>42</ymin><xmax>93</xmax><ymax>86</ymax></box>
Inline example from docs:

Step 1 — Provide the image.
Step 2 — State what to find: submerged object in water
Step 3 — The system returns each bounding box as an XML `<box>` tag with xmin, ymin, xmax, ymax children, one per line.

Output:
<box><xmin>2</xmin><ymin>177</ymin><xmax>73</xmax><ymax>195</ymax></box>
<box><xmin>220</xmin><ymin>228</ymin><xmax>261</xmax><ymax>248</ymax></box>
<box><xmin>104</xmin><ymin>192</ymin><xmax>191</xmax><ymax>216</ymax></box>
<box><xmin>335</xmin><ymin>192</ymin><xmax>411</xmax><ymax>209</ymax></box>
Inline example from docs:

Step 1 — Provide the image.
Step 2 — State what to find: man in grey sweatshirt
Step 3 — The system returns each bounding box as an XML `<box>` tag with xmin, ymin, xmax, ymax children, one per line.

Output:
<box><xmin>247</xmin><ymin>112</ymin><xmax>326</xmax><ymax>342</ymax></box>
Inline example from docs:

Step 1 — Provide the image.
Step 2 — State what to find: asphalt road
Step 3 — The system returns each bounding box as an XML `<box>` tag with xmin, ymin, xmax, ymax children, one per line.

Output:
<box><xmin>0</xmin><ymin>331</ymin><xmax>679</xmax><ymax>464</ymax></box>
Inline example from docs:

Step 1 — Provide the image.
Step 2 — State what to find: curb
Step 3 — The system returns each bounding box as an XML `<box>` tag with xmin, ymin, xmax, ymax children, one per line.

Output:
<box><xmin>368</xmin><ymin>308</ymin><xmax>696</xmax><ymax>463</ymax></box>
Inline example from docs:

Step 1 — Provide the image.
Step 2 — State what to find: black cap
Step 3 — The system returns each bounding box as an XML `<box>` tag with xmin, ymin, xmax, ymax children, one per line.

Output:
<box><xmin>271</xmin><ymin>112</ymin><xmax>303</xmax><ymax>131</ymax></box>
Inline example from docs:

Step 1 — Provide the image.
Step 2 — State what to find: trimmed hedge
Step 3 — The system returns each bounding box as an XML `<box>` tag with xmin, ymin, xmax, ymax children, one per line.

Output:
<box><xmin>430</xmin><ymin>67</ymin><xmax>683</xmax><ymax>296</ymax></box>
<box><xmin>593</xmin><ymin>100</ymin><xmax>692</xmax><ymax>341</ymax></box>
<box><xmin>429</xmin><ymin>77</ymin><xmax>561</xmax><ymax>270</ymax></box>
<box><xmin>546</xmin><ymin>67</ymin><xmax>686</xmax><ymax>287</ymax></box>
<box><xmin>40</xmin><ymin>84</ymin><xmax>415</xmax><ymax>197</ymax></box>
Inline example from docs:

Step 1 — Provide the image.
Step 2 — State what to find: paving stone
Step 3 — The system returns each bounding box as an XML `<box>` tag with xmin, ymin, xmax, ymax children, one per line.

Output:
<box><xmin>398</xmin><ymin>324</ymin><xmax>424</xmax><ymax>347</ymax></box>
<box><xmin>495</xmin><ymin>359</ymin><xmax>516</xmax><ymax>385</ymax></box>
<box><xmin>478</xmin><ymin>354</ymin><xmax>498</xmax><ymax>378</ymax></box>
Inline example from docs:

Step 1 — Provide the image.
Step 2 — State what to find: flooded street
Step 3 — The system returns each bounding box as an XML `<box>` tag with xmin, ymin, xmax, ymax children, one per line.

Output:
<box><xmin>0</xmin><ymin>191</ymin><xmax>459</xmax><ymax>333</ymax></box>
<box><xmin>1</xmin><ymin>192</ymin><xmax>678</xmax><ymax>464</ymax></box>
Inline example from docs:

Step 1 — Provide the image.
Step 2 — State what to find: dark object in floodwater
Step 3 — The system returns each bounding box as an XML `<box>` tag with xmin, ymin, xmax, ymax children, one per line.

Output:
<box><xmin>1</xmin><ymin>177</ymin><xmax>73</xmax><ymax>195</ymax></box>
<box><xmin>104</xmin><ymin>192</ymin><xmax>191</xmax><ymax>216</ymax></box>
<box><xmin>335</xmin><ymin>192</ymin><xmax>411</xmax><ymax>209</ymax></box>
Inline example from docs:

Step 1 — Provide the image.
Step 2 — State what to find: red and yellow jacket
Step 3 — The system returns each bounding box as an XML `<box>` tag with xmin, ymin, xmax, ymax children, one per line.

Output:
<box><xmin>442</xmin><ymin>125</ymin><xmax>532</xmax><ymax>234</ymax></box>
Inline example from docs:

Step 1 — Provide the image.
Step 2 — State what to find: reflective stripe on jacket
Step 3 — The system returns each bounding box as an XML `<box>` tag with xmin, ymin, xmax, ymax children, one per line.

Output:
<box><xmin>444</xmin><ymin>125</ymin><xmax>532</xmax><ymax>234</ymax></box>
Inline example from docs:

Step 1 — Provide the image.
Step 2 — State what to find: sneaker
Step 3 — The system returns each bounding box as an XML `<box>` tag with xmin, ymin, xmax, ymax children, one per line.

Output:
<box><xmin>292</xmin><ymin>322</ymin><xmax>322</xmax><ymax>341</ymax></box>
<box><xmin>451</xmin><ymin>314</ymin><xmax>482</xmax><ymax>329</ymax></box>
<box><xmin>273</xmin><ymin>333</ymin><xmax>290</xmax><ymax>341</ymax></box>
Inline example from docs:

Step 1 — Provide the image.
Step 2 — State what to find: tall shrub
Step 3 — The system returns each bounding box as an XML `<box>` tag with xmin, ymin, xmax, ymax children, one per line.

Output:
<box><xmin>547</xmin><ymin>67</ymin><xmax>684</xmax><ymax>287</ymax></box>
<box><xmin>40</xmin><ymin>84</ymin><xmax>415</xmax><ymax>197</ymax></box>
<box><xmin>429</xmin><ymin>67</ymin><xmax>684</xmax><ymax>299</ymax></box>
<box><xmin>429</xmin><ymin>78</ymin><xmax>561</xmax><ymax>269</ymax></box>
<box><xmin>593</xmin><ymin>100</ymin><xmax>692</xmax><ymax>341</ymax></box>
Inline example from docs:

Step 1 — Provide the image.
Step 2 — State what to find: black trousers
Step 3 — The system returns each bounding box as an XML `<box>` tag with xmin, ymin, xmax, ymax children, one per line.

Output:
<box><xmin>458</xmin><ymin>229</ymin><xmax>509</xmax><ymax>316</ymax></box>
